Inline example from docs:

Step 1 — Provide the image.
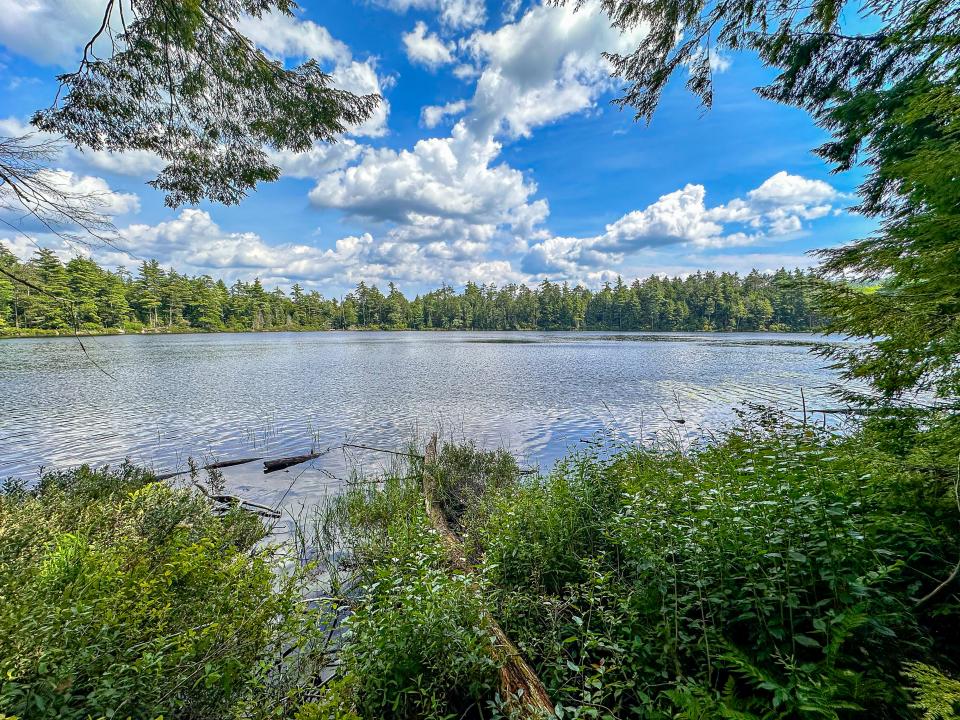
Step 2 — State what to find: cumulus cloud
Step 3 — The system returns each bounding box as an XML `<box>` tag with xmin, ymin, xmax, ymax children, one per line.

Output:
<box><xmin>331</xmin><ymin>60</ymin><xmax>392</xmax><ymax>137</ymax></box>
<box><xmin>223</xmin><ymin>11</ymin><xmax>392</xmax><ymax>137</ymax></box>
<box><xmin>308</xmin><ymin>121</ymin><xmax>545</xmax><ymax>234</ymax></box>
<box><xmin>522</xmin><ymin>172</ymin><xmax>840</xmax><ymax>276</ymax></box>
<box><xmin>502</xmin><ymin>0</ymin><xmax>524</xmax><ymax>22</ymax></box>
<box><xmin>708</xmin><ymin>172</ymin><xmax>838</xmax><ymax>235</ymax></box>
<box><xmin>1</xmin><ymin>115</ymin><xmax>166</xmax><ymax>180</ymax></box>
<box><xmin>420</xmin><ymin>99</ymin><xmax>468</xmax><ymax>127</ymax></box>
<box><xmin>403</xmin><ymin>21</ymin><xmax>456</xmax><ymax>68</ymax></box>
<box><xmin>462</xmin><ymin>1</ymin><xmax>648</xmax><ymax>138</ymax></box>
<box><xmin>16</xmin><ymin>208</ymin><xmax>526</xmax><ymax>291</ymax></box>
<box><xmin>271</xmin><ymin>139</ymin><xmax>365</xmax><ymax>179</ymax></box>
<box><xmin>0</xmin><ymin>168</ymin><xmax>140</xmax><ymax>227</ymax></box>
<box><xmin>373</xmin><ymin>0</ymin><xmax>486</xmax><ymax>29</ymax></box>
<box><xmin>0</xmin><ymin>0</ymin><xmax>116</xmax><ymax>67</ymax></box>
<box><xmin>235</xmin><ymin>11</ymin><xmax>351</xmax><ymax>64</ymax></box>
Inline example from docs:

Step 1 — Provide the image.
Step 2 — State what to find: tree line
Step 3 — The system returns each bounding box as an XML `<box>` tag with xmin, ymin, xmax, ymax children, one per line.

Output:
<box><xmin>0</xmin><ymin>247</ymin><xmax>825</xmax><ymax>335</ymax></box>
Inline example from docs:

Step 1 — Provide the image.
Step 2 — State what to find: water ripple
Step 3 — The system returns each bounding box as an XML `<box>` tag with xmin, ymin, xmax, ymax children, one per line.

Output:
<box><xmin>0</xmin><ymin>331</ymin><xmax>848</xmax><ymax>500</ymax></box>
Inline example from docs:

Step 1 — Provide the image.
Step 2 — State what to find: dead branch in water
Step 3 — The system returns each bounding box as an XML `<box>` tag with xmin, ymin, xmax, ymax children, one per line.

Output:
<box><xmin>421</xmin><ymin>435</ymin><xmax>554</xmax><ymax>718</ymax></box>
<box><xmin>263</xmin><ymin>447</ymin><xmax>334</xmax><ymax>473</ymax></box>
<box><xmin>154</xmin><ymin>457</ymin><xmax>262</xmax><ymax>481</ymax></box>
<box><xmin>192</xmin><ymin>482</ymin><xmax>281</xmax><ymax>519</ymax></box>
<box><xmin>342</xmin><ymin>442</ymin><xmax>424</xmax><ymax>459</ymax></box>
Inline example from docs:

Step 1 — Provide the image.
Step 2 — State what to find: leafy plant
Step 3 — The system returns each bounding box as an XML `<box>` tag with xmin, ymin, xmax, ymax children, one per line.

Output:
<box><xmin>0</xmin><ymin>463</ymin><xmax>329</xmax><ymax>720</ymax></box>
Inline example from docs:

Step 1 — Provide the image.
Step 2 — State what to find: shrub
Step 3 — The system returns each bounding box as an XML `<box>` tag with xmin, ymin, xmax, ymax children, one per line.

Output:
<box><xmin>0</xmin><ymin>464</ymin><xmax>328</xmax><ymax>720</ymax></box>
<box><xmin>307</xmin><ymin>465</ymin><xmax>501</xmax><ymax>720</ymax></box>
<box><xmin>286</xmin><ymin>417</ymin><xmax>960</xmax><ymax>719</ymax></box>
<box><xmin>472</xmin><ymin>418</ymin><xmax>960</xmax><ymax>718</ymax></box>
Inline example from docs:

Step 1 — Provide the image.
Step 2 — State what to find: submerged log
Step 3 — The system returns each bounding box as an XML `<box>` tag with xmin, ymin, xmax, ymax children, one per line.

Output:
<box><xmin>263</xmin><ymin>448</ymin><xmax>332</xmax><ymax>473</ymax></box>
<box><xmin>421</xmin><ymin>435</ymin><xmax>554</xmax><ymax>718</ymax></box>
<box><xmin>154</xmin><ymin>456</ymin><xmax>262</xmax><ymax>481</ymax></box>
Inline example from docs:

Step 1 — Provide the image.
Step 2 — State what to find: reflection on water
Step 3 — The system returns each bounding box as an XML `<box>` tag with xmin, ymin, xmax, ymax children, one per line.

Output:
<box><xmin>0</xmin><ymin>331</ymin><xmax>847</xmax><ymax>506</ymax></box>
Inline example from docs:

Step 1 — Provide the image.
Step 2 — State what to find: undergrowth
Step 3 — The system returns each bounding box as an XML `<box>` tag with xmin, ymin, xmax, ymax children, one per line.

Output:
<box><xmin>2</xmin><ymin>412</ymin><xmax>957</xmax><ymax>720</ymax></box>
<box><xmin>308</xmin><ymin>414</ymin><xmax>960</xmax><ymax>719</ymax></box>
<box><xmin>0</xmin><ymin>463</ymin><xmax>330</xmax><ymax>720</ymax></box>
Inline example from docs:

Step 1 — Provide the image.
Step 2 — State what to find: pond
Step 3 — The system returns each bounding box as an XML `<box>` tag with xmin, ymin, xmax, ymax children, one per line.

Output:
<box><xmin>0</xmin><ymin>330</ymin><xmax>848</xmax><ymax>505</ymax></box>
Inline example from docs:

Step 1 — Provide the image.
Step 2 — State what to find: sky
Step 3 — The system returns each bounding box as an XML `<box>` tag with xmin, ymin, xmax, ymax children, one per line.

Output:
<box><xmin>0</xmin><ymin>0</ymin><xmax>874</xmax><ymax>296</ymax></box>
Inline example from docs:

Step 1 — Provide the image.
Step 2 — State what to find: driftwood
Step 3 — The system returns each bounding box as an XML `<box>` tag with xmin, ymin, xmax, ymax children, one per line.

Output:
<box><xmin>154</xmin><ymin>456</ymin><xmax>262</xmax><ymax>481</ymax></box>
<box><xmin>421</xmin><ymin>435</ymin><xmax>554</xmax><ymax>718</ymax></box>
<box><xmin>263</xmin><ymin>447</ymin><xmax>332</xmax><ymax>473</ymax></box>
<box><xmin>193</xmin><ymin>482</ymin><xmax>282</xmax><ymax>519</ymax></box>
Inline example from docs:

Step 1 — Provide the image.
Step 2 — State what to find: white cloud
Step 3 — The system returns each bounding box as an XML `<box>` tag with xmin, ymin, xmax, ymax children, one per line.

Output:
<box><xmin>1</xmin><ymin>115</ymin><xmax>166</xmax><ymax>180</ymax></box>
<box><xmin>24</xmin><ymin>208</ymin><xmax>526</xmax><ymax>292</ymax></box>
<box><xmin>0</xmin><ymin>0</ymin><xmax>117</xmax><ymax>67</ymax></box>
<box><xmin>235</xmin><ymin>11</ymin><xmax>351</xmax><ymax>64</ymax></box>
<box><xmin>522</xmin><ymin>172</ymin><xmax>840</xmax><ymax>276</ymax></box>
<box><xmin>221</xmin><ymin>11</ymin><xmax>393</xmax><ymax>137</ymax></box>
<box><xmin>747</xmin><ymin>171</ymin><xmax>837</xmax><ymax>206</ymax></box>
<box><xmin>453</xmin><ymin>63</ymin><xmax>481</xmax><ymax>80</ymax></box>
<box><xmin>462</xmin><ymin>1</ymin><xmax>648</xmax><ymax>138</ymax></box>
<box><xmin>49</xmin><ymin>170</ymin><xmax>140</xmax><ymax>216</ymax></box>
<box><xmin>420</xmin><ymin>99</ymin><xmax>468</xmax><ymax>127</ymax></box>
<box><xmin>331</xmin><ymin>60</ymin><xmax>392</xmax><ymax>137</ymax></box>
<box><xmin>0</xmin><ymin>168</ymin><xmax>139</xmax><ymax>223</ymax></box>
<box><xmin>76</xmin><ymin>148</ymin><xmax>166</xmax><ymax>178</ymax></box>
<box><xmin>403</xmin><ymin>21</ymin><xmax>455</xmax><ymax>68</ymax></box>
<box><xmin>374</xmin><ymin>0</ymin><xmax>486</xmax><ymax>29</ymax></box>
<box><xmin>502</xmin><ymin>0</ymin><xmax>524</xmax><ymax>22</ymax></box>
<box><xmin>708</xmin><ymin>171</ymin><xmax>838</xmax><ymax>235</ymax></box>
<box><xmin>709</xmin><ymin>49</ymin><xmax>732</xmax><ymax>73</ymax></box>
<box><xmin>271</xmin><ymin>139</ymin><xmax>365</xmax><ymax>179</ymax></box>
<box><xmin>308</xmin><ymin>121</ymin><xmax>545</xmax><ymax>234</ymax></box>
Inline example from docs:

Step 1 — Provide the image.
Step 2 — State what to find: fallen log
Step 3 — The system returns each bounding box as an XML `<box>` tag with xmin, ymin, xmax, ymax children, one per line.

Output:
<box><xmin>154</xmin><ymin>456</ymin><xmax>263</xmax><ymax>481</ymax></box>
<box><xmin>263</xmin><ymin>447</ymin><xmax>333</xmax><ymax>473</ymax></box>
<box><xmin>421</xmin><ymin>435</ymin><xmax>554</xmax><ymax>718</ymax></box>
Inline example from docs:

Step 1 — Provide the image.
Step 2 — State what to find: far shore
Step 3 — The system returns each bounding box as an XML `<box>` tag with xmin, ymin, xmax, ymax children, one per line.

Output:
<box><xmin>0</xmin><ymin>325</ymin><xmax>823</xmax><ymax>340</ymax></box>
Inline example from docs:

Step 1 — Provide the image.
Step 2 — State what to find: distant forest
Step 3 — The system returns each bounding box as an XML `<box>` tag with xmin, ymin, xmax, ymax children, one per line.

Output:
<box><xmin>0</xmin><ymin>247</ymin><xmax>825</xmax><ymax>334</ymax></box>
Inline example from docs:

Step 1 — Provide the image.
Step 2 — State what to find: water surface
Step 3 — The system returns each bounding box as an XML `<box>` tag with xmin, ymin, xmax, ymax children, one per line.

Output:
<box><xmin>0</xmin><ymin>331</ymin><xmax>845</xmax><ymax>504</ymax></box>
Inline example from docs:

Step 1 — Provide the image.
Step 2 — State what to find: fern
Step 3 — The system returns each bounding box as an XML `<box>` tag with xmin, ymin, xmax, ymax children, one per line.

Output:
<box><xmin>905</xmin><ymin>663</ymin><xmax>960</xmax><ymax>720</ymax></box>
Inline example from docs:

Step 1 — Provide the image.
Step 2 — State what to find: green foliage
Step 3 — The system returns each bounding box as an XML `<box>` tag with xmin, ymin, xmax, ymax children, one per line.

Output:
<box><xmin>31</xmin><ymin>0</ymin><xmax>378</xmax><ymax>207</ymax></box>
<box><xmin>0</xmin><ymin>464</ymin><xmax>328</xmax><ymax>719</ymax></box>
<box><xmin>905</xmin><ymin>663</ymin><xmax>960</xmax><ymax>720</ymax></box>
<box><xmin>0</xmin><ymin>250</ymin><xmax>828</xmax><ymax>335</ymax></box>
<box><xmin>317</xmin><ymin>418</ymin><xmax>960</xmax><ymax>719</ymax></box>
<box><xmin>305</xmin><ymin>462</ymin><xmax>502</xmax><ymax>720</ymax></box>
<box><xmin>340</xmin><ymin>549</ymin><xmax>499</xmax><ymax>719</ymax></box>
<box><xmin>814</xmin><ymin>73</ymin><xmax>960</xmax><ymax>402</ymax></box>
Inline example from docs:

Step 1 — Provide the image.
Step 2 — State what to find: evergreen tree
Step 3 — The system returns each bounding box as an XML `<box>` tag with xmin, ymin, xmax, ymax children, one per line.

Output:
<box><xmin>30</xmin><ymin>249</ymin><xmax>71</xmax><ymax>329</ymax></box>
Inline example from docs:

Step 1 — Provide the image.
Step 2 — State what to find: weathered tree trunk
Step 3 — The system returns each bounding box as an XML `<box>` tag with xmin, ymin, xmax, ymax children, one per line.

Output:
<box><xmin>422</xmin><ymin>435</ymin><xmax>555</xmax><ymax>718</ymax></box>
<box><xmin>263</xmin><ymin>447</ymin><xmax>331</xmax><ymax>473</ymax></box>
<box><xmin>154</xmin><ymin>456</ymin><xmax>262</xmax><ymax>481</ymax></box>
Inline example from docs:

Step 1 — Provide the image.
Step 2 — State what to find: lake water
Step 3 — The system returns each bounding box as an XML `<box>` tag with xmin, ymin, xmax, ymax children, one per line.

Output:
<box><xmin>0</xmin><ymin>331</ymin><xmax>846</xmax><ymax>506</ymax></box>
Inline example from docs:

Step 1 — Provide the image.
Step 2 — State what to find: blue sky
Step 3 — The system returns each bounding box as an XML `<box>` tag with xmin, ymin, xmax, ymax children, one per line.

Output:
<box><xmin>0</xmin><ymin>0</ymin><xmax>873</xmax><ymax>295</ymax></box>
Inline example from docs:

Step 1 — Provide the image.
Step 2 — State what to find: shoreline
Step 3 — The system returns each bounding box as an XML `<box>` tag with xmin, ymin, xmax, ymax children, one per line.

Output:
<box><xmin>0</xmin><ymin>325</ymin><xmax>823</xmax><ymax>340</ymax></box>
